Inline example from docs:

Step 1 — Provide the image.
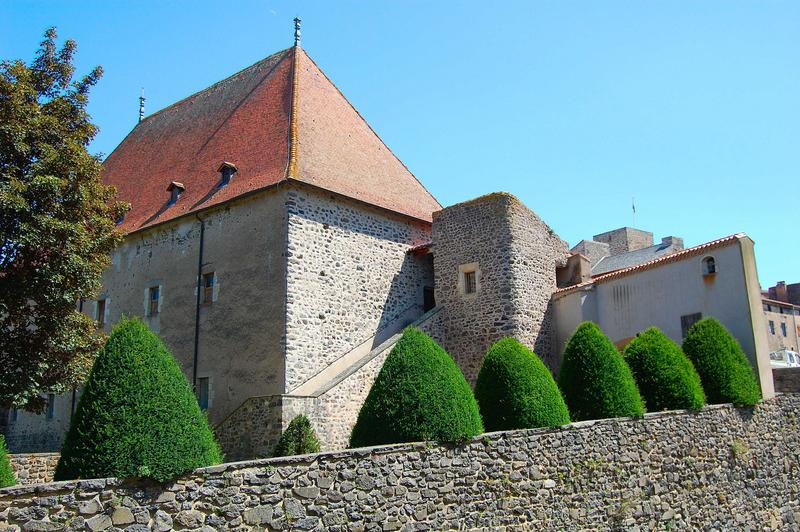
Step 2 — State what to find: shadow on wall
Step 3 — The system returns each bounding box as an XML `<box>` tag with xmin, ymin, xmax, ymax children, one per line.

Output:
<box><xmin>534</xmin><ymin>299</ymin><xmax>559</xmax><ymax>374</ymax></box>
<box><xmin>372</xmin><ymin>252</ymin><xmax>434</xmax><ymax>351</ymax></box>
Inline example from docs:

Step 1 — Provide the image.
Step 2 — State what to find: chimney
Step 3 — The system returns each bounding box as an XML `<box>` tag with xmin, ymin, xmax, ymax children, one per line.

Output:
<box><xmin>661</xmin><ymin>236</ymin><xmax>684</xmax><ymax>250</ymax></box>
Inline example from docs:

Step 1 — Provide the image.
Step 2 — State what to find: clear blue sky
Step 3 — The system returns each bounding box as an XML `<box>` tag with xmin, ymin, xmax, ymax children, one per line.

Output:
<box><xmin>2</xmin><ymin>1</ymin><xmax>797</xmax><ymax>288</ymax></box>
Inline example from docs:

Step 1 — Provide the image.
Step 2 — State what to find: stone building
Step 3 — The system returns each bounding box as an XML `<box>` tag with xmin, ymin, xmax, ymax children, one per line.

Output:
<box><xmin>0</xmin><ymin>38</ymin><xmax>777</xmax><ymax>458</ymax></box>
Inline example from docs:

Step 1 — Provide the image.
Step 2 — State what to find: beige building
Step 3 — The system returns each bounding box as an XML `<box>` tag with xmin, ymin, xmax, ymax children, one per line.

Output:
<box><xmin>554</xmin><ymin>233</ymin><xmax>774</xmax><ymax>399</ymax></box>
<box><xmin>763</xmin><ymin>298</ymin><xmax>800</xmax><ymax>354</ymax></box>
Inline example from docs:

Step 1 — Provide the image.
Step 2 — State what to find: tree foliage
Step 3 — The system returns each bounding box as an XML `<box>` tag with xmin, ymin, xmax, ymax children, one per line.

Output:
<box><xmin>558</xmin><ymin>322</ymin><xmax>644</xmax><ymax>421</ymax></box>
<box><xmin>474</xmin><ymin>337</ymin><xmax>570</xmax><ymax>431</ymax></box>
<box><xmin>273</xmin><ymin>414</ymin><xmax>321</xmax><ymax>457</ymax></box>
<box><xmin>682</xmin><ymin>318</ymin><xmax>761</xmax><ymax>406</ymax></box>
<box><xmin>0</xmin><ymin>434</ymin><xmax>15</xmax><ymax>488</ymax></box>
<box><xmin>55</xmin><ymin>318</ymin><xmax>221</xmax><ymax>482</ymax></box>
<box><xmin>350</xmin><ymin>327</ymin><xmax>483</xmax><ymax>448</ymax></box>
<box><xmin>623</xmin><ymin>327</ymin><xmax>706</xmax><ymax>411</ymax></box>
<box><xmin>0</xmin><ymin>28</ymin><xmax>127</xmax><ymax>412</ymax></box>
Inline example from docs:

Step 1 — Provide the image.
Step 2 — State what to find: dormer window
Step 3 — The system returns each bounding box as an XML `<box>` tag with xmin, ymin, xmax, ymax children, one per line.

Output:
<box><xmin>218</xmin><ymin>162</ymin><xmax>238</xmax><ymax>188</ymax></box>
<box><xmin>702</xmin><ymin>256</ymin><xmax>716</xmax><ymax>276</ymax></box>
<box><xmin>166</xmin><ymin>181</ymin><xmax>185</xmax><ymax>205</ymax></box>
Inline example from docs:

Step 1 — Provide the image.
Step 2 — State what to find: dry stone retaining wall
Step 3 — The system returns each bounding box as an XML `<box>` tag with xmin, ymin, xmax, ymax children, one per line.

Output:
<box><xmin>8</xmin><ymin>454</ymin><xmax>59</xmax><ymax>486</ymax></box>
<box><xmin>2</xmin><ymin>395</ymin><xmax>799</xmax><ymax>531</ymax></box>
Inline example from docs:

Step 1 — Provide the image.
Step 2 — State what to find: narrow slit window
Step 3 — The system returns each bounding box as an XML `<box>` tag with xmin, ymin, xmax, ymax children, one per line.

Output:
<box><xmin>96</xmin><ymin>299</ymin><xmax>106</xmax><ymax>326</ymax></box>
<box><xmin>198</xmin><ymin>377</ymin><xmax>210</xmax><ymax>410</ymax></box>
<box><xmin>781</xmin><ymin>322</ymin><xmax>787</xmax><ymax>337</ymax></box>
<box><xmin>149</xmin><ymin>286</ymin><xmax>160</xmax><ymax>316</ymax></box>
<box><xmin>769</xmin><ymin>320</ymin><xmax>775</xmax><ymax>335</ymax></box>
<box><xmin>464</xmin><ymin>271</ymin><xmax>477</xmax><ymax>295</ymax></box>
<box><xmin>46</xmin><ymin>394</ymin><xmax>55</xmax><ymax>419</ymax></box>
<box><xmin>203</xmin><ymin>272</ymin><xmax>215</xmax><ymax>304</ymax></box>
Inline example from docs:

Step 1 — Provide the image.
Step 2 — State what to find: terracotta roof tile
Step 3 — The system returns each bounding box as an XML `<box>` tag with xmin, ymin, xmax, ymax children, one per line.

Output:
<box><xmin>102</xmin><ymin>46</ymin><xmax>440</xmax><ymax>233</ymax></box>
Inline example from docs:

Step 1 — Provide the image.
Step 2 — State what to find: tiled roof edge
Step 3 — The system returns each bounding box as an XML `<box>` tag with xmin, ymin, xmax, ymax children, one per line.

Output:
<box><xmin>553</xmin><ymin>233</ymin><xmax>746</xmax><ymax>297</ymax></box>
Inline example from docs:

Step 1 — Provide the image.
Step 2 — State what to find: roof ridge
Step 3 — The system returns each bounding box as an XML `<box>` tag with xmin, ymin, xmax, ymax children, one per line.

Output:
<box><xmin>296</xmin><ymin>48</ymin><xmax>441</xmax><ymax>209</ymax></box>
<box><xmin>286</xmin><ymin>46</ymin><xmax>301</xmax><ymax>179</ymax></box>
<box><xmin>137</xmin><ymin>48</ymin><xmax>293</xmax><ymax>126</ymax></box>
<box><xmin>555</xmin><ymin>233</ymin><xmax>745</xmax><ymax>295</ymax></box>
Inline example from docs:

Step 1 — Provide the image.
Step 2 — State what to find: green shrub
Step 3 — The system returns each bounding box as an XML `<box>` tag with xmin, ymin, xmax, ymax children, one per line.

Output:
<box><xmin>0</xmin><ymin>435</ymin><xmax>15</xmax><ymax>488</ymax></box>
<box><xmin>623</xmin><ymin>327</ymin><xmax>706</xmax><ymax>411</ymax></box>
<box><xmin>558</xmin><ymin>322</ymin><xmax>644</xmax><ymax>421</ymax></box>
<box><xmin>474</xmin><ymin>337</ymin><xmax>570</xmax><ymax>431</ymax></box>
<box><xmin>682</xmin><ymin>318</ymin><xmax>761</xmax><ymax>406</ymax></box>
<box><xmin>350</xmin><ymin>327</ymin><xmax>483</xmax><ymax>447</ymax></box>
<box><xmin>273</xmin><ymin>415</ymin><xmax>321</xmax><ymax>457</ymax></box>
<box><xmin>54</xmin><ymin>318</ymin><xmax>222</xmax><ymax>482</ymax></box>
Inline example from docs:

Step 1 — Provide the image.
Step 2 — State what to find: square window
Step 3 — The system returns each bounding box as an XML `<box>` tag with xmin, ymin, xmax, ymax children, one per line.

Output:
<box><xmin>197</xmin><ymin>377</ymin><xmax>210</xmax><ymax>410</ymax></box>
<box><xmin>96</xmin><ymin>299</ymin><xmax>106</xmax><ymax>327</ymax></box>
<box><xmin>202</xmin><ymin>272</ymin><xmax>215</xmax><ymax>304</ymax></box>
<box><xmin>149</xmin><ymin>286</ymin><xmax>160</xmax><ymax>316</ymax></box>
<box><xmin>464</xmin><ymin>271</ymin><xmax>476</xmax><ymax>295</ymax></box>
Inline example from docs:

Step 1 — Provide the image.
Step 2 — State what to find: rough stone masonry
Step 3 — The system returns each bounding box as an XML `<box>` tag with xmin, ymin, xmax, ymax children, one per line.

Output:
<box><xmin>2</xmin><ymin>395</ymin><xmax>798</xmax><ymax>531</ymax></box>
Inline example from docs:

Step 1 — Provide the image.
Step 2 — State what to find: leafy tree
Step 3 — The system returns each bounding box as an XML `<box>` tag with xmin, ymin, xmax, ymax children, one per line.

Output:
<box><xmin>350</xmin><ymin>327</ymin><xmax>483</xmax><ymax>447</ymax></box>
<box><xmin>54</xmin><ymin>318</ymin><xmax>221</xmax><ymax>482</ymax></box>
<box><xmin>558</xmin><ymin>322</ymin><xmax>644</xmax><ymax>421</ymax></box>
<box><xmin>273</xmin><ymin>414</ymin><xmax>321</xmax><ymax>457</ymax></box>
<box><xmin>682</xmin><ymin>318</ymin><xmax>761</xmax><ymax>406</ymax></box>
<box><xmin>474</xmin><ymin>337</ymin><xmax>570</xmax><ymax>431</ymax></box>
<box><xmin>623</xmin><ymin>327</ymin><xmax>706</xmax><ymax>411</ymax></box>
<box><xmin>0</xmin><ymin>434</ymin><xmax>15</xmax><ymax>488</ymax></box>
<box><xmin>0</xmin><ymin>28</ymin><xmax>127</xmax><ymax>412</ymax></box>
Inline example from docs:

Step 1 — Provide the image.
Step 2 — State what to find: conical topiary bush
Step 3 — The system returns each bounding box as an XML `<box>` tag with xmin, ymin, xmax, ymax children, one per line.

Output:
<box><xmin>273</xmin><ymin>414</ymin><xmax>321</xmax><ymax>457</ymax></box>
<box><xmin>350</xmin><ymin>327</ymin><xmax>483</xmax><ymax>447</ymax></box>
<box><xmin>474</xmin><ymin>337</ymin><xmax>570</xmax><ymax>431</ymax></box>
<box><xmin>623</xmin><ymin>327</ymin><xmax>706</xmax><ymax>411</ymax></box>
<box><xmin>0</xmin><ymin>435</ymin><xmax>15</xmax><ymax>488</ymax></box>
<box><xmin>558</xmin><ymin>322</ymin><xmax>644</xmax><ymax>421</ymax></box>
<box><xmin>54</xmin><ymin>318</ymin><xmax>222</xmax><ymax>482</ymax></box>
<box><xmin>682</xmin><ymin>317</ymin><xmax>761</xmax><ymax>406</ymax></box>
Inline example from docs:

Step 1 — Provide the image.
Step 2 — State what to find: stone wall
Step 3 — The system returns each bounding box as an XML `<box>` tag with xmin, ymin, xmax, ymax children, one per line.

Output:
<box><xmin>8</xmin><ymin>453</ymin><xmax>59</xmax><ymax>486</ymax></box>
<box><xmin>593</xmin><ymin>227</ymin><xmax>654</xmax><ymax>256</ymax></box>
<box><xmin>774</xmin><ymin>369</ymin><xmax>800</xmax><ymax>393</ymax></box>
<box><xmin>284</xmin><ymin>186</ymin><xmax>433</xmax><ymax>392</ymax></box>
<box><xmin>431</xmin><ymin>193</ymin><xmax>570</xmax><ymax>380</ymax></box>
<box><xmin>2</xmin><ymin>395</ymin><xmax>799</xmax><ymax>531</ymax></box>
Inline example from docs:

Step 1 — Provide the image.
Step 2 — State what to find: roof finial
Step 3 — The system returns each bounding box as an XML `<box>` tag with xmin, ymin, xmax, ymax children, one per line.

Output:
<box><xmin>293</xmin><ymin>17</ymin><xmax>301</xmax><ymax>47</ymax></box>
<box><xmin>138</xmin><ymin>88</ymin><xmax>146</xmax><ymax>123</ymax></box>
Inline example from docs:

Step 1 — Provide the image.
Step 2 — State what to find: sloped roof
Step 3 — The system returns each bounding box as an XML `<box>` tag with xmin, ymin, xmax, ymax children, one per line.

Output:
<box><xmin>102</xmin><ymin>46</ymin><xmax>441</xmax><ymax>232</ymax></box>
<box><xmin>554</xmin><ymin>233</ymin><xmax>745</xmax><ymax>297</ymax></box>
<box><xmin>592</xmin><ymin>241</ymin><xmax>682</xmax><ymax>275</ymax></box>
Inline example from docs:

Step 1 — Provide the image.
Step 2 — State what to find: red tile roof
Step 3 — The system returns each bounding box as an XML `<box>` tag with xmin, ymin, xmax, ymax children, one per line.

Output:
<box><xmin>103</xmin><ymin>47</ymin><xmax>441</xmax><ymax>233</ymax></box>
<box><xmin>553</xmin><ymin>233</ymin><xmax>745</xmax><ymax>296</ymax></box>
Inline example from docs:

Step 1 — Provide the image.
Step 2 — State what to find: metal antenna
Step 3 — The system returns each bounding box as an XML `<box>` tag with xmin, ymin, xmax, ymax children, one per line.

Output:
<box><xmin>138</xmin><ymin>88</ymin><xmax>146</xmax><ymax>123</ymax></box>
<box><xmin>294</xmin><ymin>17</ymin><xmax>301</xmax><ymax>47</ymax></box>
<box><xmin>632</xmin><ymin>197</ymin><xmax>637</xmax><ymax>227</ymax></box>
